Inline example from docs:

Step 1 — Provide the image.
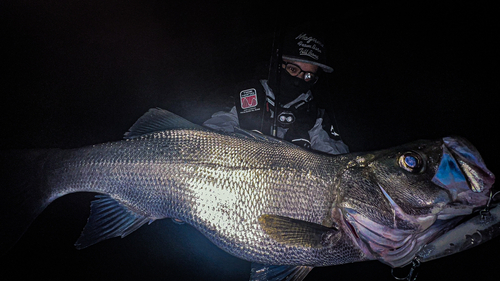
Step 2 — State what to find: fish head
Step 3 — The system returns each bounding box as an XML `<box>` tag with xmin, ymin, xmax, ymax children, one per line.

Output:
<box><xmin>338</xmin><ymin>136</ymin><xmax>495</xmax><ymax>267</ymax></box>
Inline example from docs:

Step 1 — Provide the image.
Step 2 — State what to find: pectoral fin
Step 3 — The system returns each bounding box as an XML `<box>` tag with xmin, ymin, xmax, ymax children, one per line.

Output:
<box><xmin>258</xmin><ymin>214</ymin><xmax>340</xmax><ymax>248</ymax></box>
<box><xmin>250</xmin><ymin>263</ymin><xmax>313</xmax><ymax>281</ymax></box>
<box><xmin>74</xmin><ymin>194</ymin><xmax>154</xmax><ymax>249</ymax></box>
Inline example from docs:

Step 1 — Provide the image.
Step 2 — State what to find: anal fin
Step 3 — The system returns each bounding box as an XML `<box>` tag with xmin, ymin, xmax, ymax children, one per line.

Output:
<box><xmin>74</xmin><ymin>194</ymin><xmax>153</xmax><ymax>249</ymax></box>
<box><xmin>250</xmin><ymin>263</ymin><xmax>313</xmax><ymax>281</ymax></box>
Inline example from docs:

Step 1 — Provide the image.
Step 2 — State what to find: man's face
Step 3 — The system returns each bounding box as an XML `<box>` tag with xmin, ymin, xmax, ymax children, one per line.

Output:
<box><xmin>282</xmin><ymin>60</ymin><xmax>319</xmax><ymax>82</ymax></box>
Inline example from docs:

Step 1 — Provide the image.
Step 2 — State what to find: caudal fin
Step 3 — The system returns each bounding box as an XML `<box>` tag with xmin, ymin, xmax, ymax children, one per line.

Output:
<box><xmin>0</xmin><ymin>149</ymin><xmax>55</xmax><ymax>254</ymax></box>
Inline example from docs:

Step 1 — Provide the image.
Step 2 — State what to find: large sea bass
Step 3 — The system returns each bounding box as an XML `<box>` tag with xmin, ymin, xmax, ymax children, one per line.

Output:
<box><xmin>1</xmin><ymin>108</ymin><xmax>498</xmax><ymax>280</ymax></box>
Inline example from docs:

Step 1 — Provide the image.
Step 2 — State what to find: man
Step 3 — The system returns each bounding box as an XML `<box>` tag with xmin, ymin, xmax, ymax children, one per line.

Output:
<box><xmin>203</xmin><ymin>29</ymin><xmax>349</xmax><ymax>155</ymax></box>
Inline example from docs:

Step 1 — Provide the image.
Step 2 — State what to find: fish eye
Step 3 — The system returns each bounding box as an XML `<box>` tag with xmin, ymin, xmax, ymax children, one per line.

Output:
<box><xmin>398</xmin><ymin>151</ymin><xmax>425</xmax><ymax>173</ymax></box>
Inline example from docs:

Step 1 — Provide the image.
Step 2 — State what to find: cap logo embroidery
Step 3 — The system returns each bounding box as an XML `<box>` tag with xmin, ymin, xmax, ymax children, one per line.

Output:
<box><xmin>295</xmin><ymin>33</ymin><xmax>323</xmax><ymax>61</ymax></box>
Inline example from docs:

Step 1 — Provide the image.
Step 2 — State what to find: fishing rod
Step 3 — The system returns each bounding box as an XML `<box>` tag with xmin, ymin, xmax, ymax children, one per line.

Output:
<box><xmin>266</xmin><ymin>7</ymin><xmax>285</xmax><ymax>137</ymax></box>
<box><xmin>270</xmin><ymin>30</ymin><xmax>282</xmax><ymax>137</ymax></box>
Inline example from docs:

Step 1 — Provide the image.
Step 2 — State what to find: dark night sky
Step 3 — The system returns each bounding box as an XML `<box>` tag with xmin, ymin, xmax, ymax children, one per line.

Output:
<box><xmin>1</xmin><ymin>1</ymin><xmax>498</xmax><ymax>281</ymax></box>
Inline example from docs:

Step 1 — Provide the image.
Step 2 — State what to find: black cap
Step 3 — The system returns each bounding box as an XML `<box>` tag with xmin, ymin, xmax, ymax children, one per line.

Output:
<box><xmin>281</xmin><ymin>30</ymin><xmax>333</xmax><ymax>73</ymax></box>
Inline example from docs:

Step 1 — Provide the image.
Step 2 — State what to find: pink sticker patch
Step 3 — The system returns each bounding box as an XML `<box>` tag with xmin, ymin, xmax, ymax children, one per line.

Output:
<box><xmin>240</xmin><ymin>88</ymin><xmax>258</xmax><ymax>109</ymax></box>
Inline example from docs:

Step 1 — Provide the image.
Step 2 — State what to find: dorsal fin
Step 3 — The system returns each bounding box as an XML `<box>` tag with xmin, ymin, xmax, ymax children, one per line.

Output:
<box><xmin>124</xmin><ymin>108</ymin><xmax>205</xmax><ymax>139</ymax></box>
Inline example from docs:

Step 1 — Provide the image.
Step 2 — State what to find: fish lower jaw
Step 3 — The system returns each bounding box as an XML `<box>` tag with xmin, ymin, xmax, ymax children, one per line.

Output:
<box><xmin>342</xmin><ymin>210</ymin><xmax>444</xmax><ymax>268</ymax></box>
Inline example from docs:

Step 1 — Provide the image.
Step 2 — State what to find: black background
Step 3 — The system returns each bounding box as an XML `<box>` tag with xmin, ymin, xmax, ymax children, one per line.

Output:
<box><xmin>1</xmin><ymin>1</ymin><xmax>498</xmax><ymax>280</ymax></box>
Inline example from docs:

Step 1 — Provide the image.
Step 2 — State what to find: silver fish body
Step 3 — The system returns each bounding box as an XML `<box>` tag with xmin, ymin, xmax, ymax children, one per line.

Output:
<box><xmin>2</xmin><ymin>108</ymin><xmax>497</xmax><ymax>281</ymax></box>
<box><xmin>45</xmin><ymin>127</ymin><xmax>365</xmax><ymax>266</ymax></box>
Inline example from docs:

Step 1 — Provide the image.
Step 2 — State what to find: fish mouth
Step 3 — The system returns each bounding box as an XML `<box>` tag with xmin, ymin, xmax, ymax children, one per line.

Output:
<box><xmin>342</xmin><ymin>136</ymin><xmax>496</xmax><ymax>268</ymax></box>
<box><xmin>432</xmin><ymin>137</ymin><xmax>495</xmax><ymax>207</ymax></box>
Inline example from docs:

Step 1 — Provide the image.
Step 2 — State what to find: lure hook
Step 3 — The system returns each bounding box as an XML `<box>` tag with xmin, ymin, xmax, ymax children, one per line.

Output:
<box><xmin>480</xmin><ymin>189</ymin><xmax>499</xmax><ymax>221</ymax></box>
<box><xmin>391</xmin><ymin>257</ymin><xmax>421</xmax><ymax>281</ymax></box>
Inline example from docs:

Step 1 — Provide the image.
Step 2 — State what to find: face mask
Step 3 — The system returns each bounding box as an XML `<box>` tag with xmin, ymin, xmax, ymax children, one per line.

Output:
<box><xmin>269</xmin><ymin>70</ymin><xmax>314</xmax><ymax>105</ymax></box>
